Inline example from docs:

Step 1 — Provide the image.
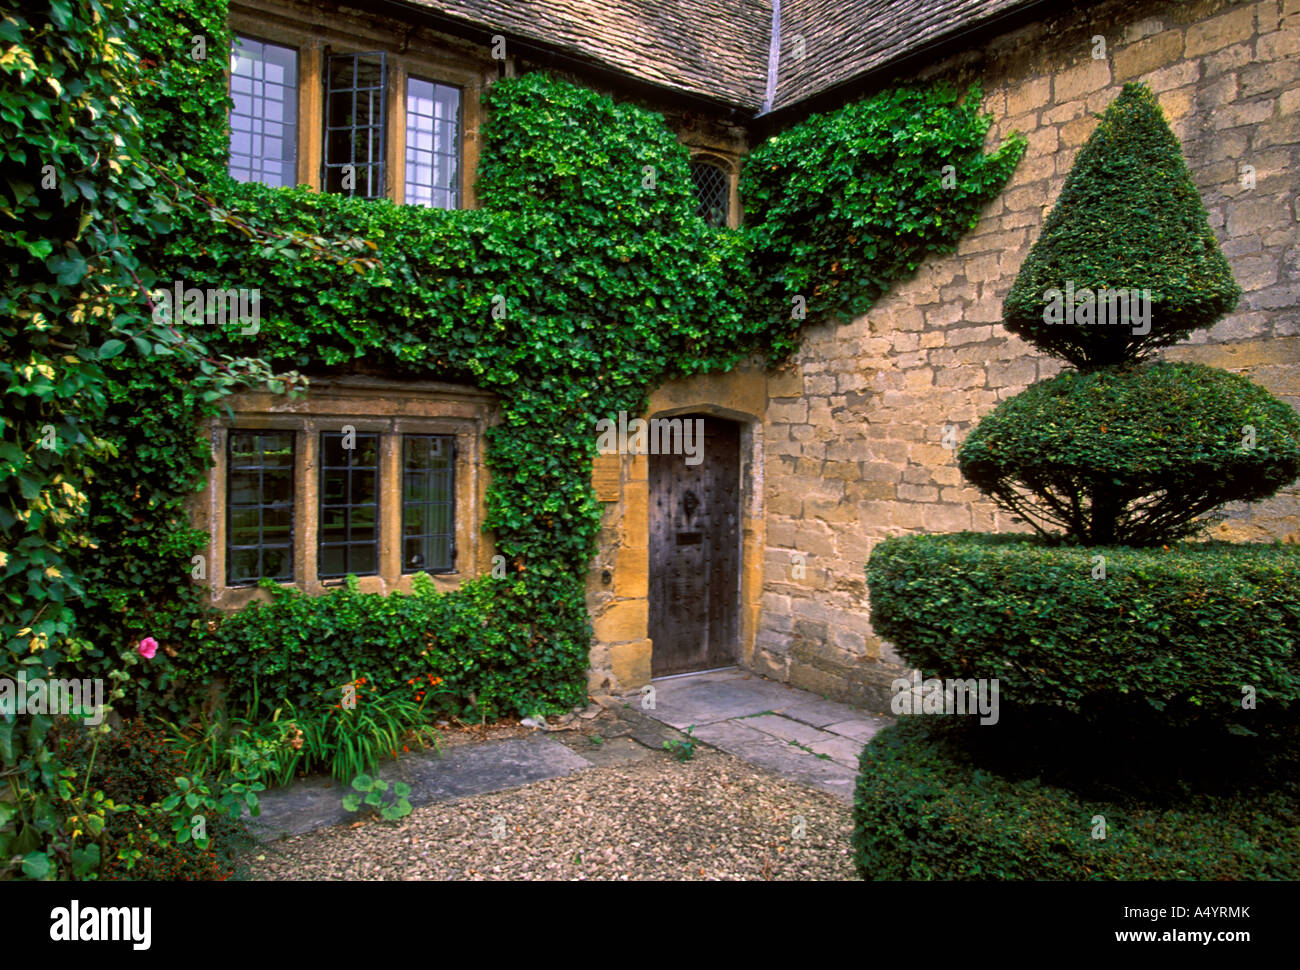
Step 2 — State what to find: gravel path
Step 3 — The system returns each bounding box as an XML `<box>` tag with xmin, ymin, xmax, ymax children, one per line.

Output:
<box><xmin>241</xmin><ymin>745</ymin><xmax>858</xmax><ymax>881</ymax></box>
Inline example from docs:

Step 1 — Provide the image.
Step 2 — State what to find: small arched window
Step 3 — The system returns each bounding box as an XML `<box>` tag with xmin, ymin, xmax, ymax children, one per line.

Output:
<box><xmin>690</xmin><ymin>159</ymin><xmax>730</xmax><ymax>228</ymax></box>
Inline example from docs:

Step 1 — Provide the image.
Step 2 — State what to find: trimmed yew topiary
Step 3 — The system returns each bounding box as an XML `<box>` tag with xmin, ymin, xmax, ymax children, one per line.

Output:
<box><xmin>1002</xmin><ymin>82</ymin><xmax>1240</xmax><ymax>368</ymax></box>
<box><xmin>958</xmin><ymin>361</ymin><xmax>1300</xmax><ymax>545</ymax></box>
<box><xmin>859</xmin><ymin>83</ymin><xmax>1300</xmax><ymax>877</ymax></box>
<box><xmin>959</xmin><ymin>81</ymin><xmax>1299</xmax><ymax>546</ymax></box>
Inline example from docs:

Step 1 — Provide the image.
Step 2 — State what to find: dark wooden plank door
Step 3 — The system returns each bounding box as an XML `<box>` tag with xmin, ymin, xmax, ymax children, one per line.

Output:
<box><xmin>649</xmin><ymin>416</ymin><xmax>740</xmax><ymax>676</ymax></box>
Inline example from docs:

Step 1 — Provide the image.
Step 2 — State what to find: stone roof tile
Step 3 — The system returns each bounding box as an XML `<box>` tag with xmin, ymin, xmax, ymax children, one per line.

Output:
<box><xmin>401</xmin><ymin>0</ymin><xmax>1037</xmax><ymax>113</ymax></box>
<box><xmin>405</xmin><ymin>0</ymin><xmax>773</xmax><ymax>109</ymax></box>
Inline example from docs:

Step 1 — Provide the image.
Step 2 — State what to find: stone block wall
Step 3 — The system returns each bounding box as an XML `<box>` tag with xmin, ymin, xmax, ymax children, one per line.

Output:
<box><xmin>753</xmin><ymin>0</ymin><xmax>1300</xmax><ymax>709</ymax></box>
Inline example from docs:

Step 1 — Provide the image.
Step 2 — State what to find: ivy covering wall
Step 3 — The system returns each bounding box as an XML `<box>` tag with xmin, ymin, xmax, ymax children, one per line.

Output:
<box><xmin>3</xmin><ymin>0</ymin><xmax>1024</xmax><ymax>720</ymax></box>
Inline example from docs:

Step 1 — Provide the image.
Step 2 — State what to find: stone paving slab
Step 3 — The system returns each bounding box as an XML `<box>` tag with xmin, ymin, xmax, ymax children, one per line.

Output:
<box><xmin>773</xmin><ymin>695</ymin><xmax>884</xmax><ymax>728</ymax></box>
<box><xmin>807</xmin><ymin>735</ymin><xmax>865</xmax><ymax>769</ymax></box>
<box><xmin>644</xmin><ymin>675</ymin><xmax>801</xmax><ymax>729</ymax></box>
<box><xmin>822</xmin><ymin>717</ymin><xmax>891</xmax><ymax>743</ymax></box>
<box><xmin>691</xmin><ymin>719</ymin><xmax>857</xmax><ymax>801</ymax></box>
<box><xmin>636</xmin><ymin>668</ymin><xmax>889</xmax><ymax>802</ymax></box>
<box><xmin>740</xmin><ymin>713</ymin><xmax>836</xmax><ymax>746</ymax></box>
<box><xmin>245</xmin><ymin>735</ymin><xmax>592</xmax><ymax>842</ymax></box>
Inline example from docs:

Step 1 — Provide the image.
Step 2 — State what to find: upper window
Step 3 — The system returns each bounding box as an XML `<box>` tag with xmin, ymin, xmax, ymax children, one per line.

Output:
<box><xmin>405</xmin><ymin>77</ymin><xmax>461</xmax><ymax>209</ymax></box>
<box><xmin>690</xmin><ymin>160</ymin><xmax>730</xmax><ymax>228</ymax></box>
<box><xmin>228</xmin><ymin>37</ymin><xmax>299</xmax><ymax>187</ymax></box>
<box><xmin>324</xmin><ymin>52</ymin><xmax>387</xmax><ymax>199</ymax></box>
<box><xmin>225</xmin><ymin>34</ymin><xmax>465</xmax><ymax>206</ymax></box>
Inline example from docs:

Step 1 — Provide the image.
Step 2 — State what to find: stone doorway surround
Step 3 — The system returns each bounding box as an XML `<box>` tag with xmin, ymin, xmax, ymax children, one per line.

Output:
<box><xmin>585</xmin><ymin>362</ymin><xmax>767</xmax><ymax>693</ymax></box>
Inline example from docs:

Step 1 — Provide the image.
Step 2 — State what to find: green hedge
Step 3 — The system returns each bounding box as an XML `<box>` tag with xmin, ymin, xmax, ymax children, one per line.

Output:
<box><xmin>171</xmin><ymin>574</ymin><xmax>586</xmax><ymax>721</ymax></box>
<box><xmin>956</xmin><ymin>362</ymin><xmax>1300</xmax><ymax>545</ymax></box>
<box><xmin>852</xmin><ymin>719</ymin><xmax>1300</xmax><ymax>880</ymax></box>
<box><xmin>866</xmin><ymin>533</ymin><xmax>1300</xmax><ymax>722</ymax></box>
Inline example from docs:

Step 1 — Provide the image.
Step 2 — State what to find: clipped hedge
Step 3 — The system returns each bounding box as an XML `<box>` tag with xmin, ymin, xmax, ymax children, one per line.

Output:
<box><xmin>866</xmin><ymin>533</ymin><xmax>1300</xmax><ymax>722</ymax></box>
<box><xmin>852</xmin><ymin>719</ymin><xmax>1300</xmax><ymax>880</ymax></box>
<box><xmin>172</xmin><ymin>574</ymin><xmax>586</xmax><ymax>721</ymax></box>
<box><xmin>956</xmin><ymin>361</ymin><xmax>1300</xmax><ymax>545</ymax></box>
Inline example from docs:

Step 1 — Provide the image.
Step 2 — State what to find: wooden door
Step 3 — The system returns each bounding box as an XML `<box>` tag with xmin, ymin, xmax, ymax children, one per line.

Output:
<box><xmin>649</xmin><ymin>416</ymin><xmax>740</xmax><ymax>676</ymax></box>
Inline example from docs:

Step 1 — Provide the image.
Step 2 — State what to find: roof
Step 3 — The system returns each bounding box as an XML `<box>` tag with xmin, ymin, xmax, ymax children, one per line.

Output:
<box><xmin>775</xmin><ymin>0</ymin><xmax>1033</xmax><ymax>109</ymax></box>
<box><xmin>403</xmin><ymin>0</ymin><xmax>773</xmax><ymax>110</ymax></box>
<box><xmin>400</xmin><ymin>0</ymin><xmax>1039</xmax><ymax>115</ymax></box>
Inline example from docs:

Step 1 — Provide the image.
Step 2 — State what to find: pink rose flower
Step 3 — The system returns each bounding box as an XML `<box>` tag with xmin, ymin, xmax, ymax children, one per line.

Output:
<box><xmin>137</xmin><ymin>637</ymin><xmax>159</xmax><ymax>660</ymax></box>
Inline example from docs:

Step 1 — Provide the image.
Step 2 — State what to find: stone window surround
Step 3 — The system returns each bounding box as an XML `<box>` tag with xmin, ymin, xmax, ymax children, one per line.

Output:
<box><xmin>685</xmin><ymin>148</ymin><xmax>743</xmax><ymax>229</ymax></box>
<box><xmin>227</xmin><ymin>0</ymin><xmax>491</xmax><ymax>208</ymax></box>
<box><xmin>194</xmin><ymin>376</ymin><xmax>498</xmax><ymax>610</ymax></box>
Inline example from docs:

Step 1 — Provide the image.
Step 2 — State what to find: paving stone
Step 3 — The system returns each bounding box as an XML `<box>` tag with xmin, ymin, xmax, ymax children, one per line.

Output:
<box><xmin>807</xmin><ymin>735</ymin><xmax>866</xmax><ymax>769</ymax></box>
<box><xmin>691</xmin><ymin>720</ymin><xmax>858</xmax><ymax>802</ymax></box>
<box><xmin>772</xmin><ymin>694</ymin><xmax>872</xmax><ymax>728</ymax></box>
<box><xmin>739</xmin><ymin>713</ymin><xmax>837</xmax><ymax>746</ymax></box>
<box><xmin>642</xmin><ymin>676</ymin><xmax>795</xmax><ymax>728</ymax></box>
<box><xmin>822</xmin><ymin>717</ymin><xmax>891</xmax><ymax>743</ymax></box>
<box><xmin>245</xmin><ymin>735</ymin><xmax>592</xmax><ymax>842</ymax></box>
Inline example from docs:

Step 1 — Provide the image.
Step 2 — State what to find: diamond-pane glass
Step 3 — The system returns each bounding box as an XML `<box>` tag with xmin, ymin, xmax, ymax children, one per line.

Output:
<box><xmin>690</xmin><ymin>161</ymin><xmax>729</xmax><ymax>227</ymax></box>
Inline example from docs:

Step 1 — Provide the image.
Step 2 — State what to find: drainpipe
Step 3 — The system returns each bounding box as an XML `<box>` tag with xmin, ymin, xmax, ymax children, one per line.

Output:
<box><xmin>760</xmin><ymin>0</ymin><xmax>781</xmax><ymax>116</ymax></box>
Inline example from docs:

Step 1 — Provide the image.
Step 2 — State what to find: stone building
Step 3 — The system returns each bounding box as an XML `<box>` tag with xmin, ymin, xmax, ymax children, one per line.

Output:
<box><xmin>206</xmin><ymin>0</ymin><xmax>1300</xmax><ymax>708</ymax></box>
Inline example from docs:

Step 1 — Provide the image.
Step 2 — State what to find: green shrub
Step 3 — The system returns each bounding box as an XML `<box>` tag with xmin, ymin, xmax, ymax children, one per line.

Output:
<box><xmin>866</xmin><ymin>533</ymin><xmax>1300</xmax><ymax>724</ymax></box>
<box><xmin>957</xmin><ymin>362</ymin><xmax>1300</xmax><ymax>545</ymax></box>
<box><xmin>1002</xmin><ymin>83</ymin><xmax>1240</xmax><ymax>367</ymax></box>
<box><xmin>852</xmin><ymin>719</ymin><xmax>1300</xmax><ymax>880</ymax></box>
<box><xmin>51</xmin><ymin>717</ymin><xmax>253</xmax><ymax>880</ymax></box>
<box><xmin>173</xmin><ymin>573</ymin><xmax>576</xmax><ymax>722</ymax></box>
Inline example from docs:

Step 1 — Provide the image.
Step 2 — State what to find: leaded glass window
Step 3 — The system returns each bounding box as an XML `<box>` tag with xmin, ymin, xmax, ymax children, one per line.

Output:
<box><xmin>324</xmin><ymin>51</ymin><xmax>387</xmax><ymax>198</ymax></box>
<box><xmin>228</xmin><ymin>37</ymin><xmax>298</xmax><ymax>187</ymax></box>
<box><xmin>405</xmin><ymin>77</ymin><xmax>461</xmax><ymax>209</ymax></box>
<box><xmin>402</xmin><ymin>434</ymin><xmax>455</xmax><ymax>573</ymax></box>
<box><xmin>226</xmin><ymin>431</ymin><xmax>295</xmax><ymax>584</ymax></box>
<box><xmin>690</xmin><ymin>160</ymin><xmax>730</xmax><ymax>227</ymax></box>
<box><xmin>318</xmin><ymin>431</ymin><xmax>380</xmax><ymax>578</ymax></box>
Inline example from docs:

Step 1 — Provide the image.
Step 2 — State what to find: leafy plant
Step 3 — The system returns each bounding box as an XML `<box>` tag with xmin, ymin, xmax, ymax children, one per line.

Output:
<box><xmin>957</xmin><ymin>362</ymin><xmax>1300</xmax><ymax>545</ymax></box>
<box><xmin>663</xmin><ymin>725</ymin><xmax>698</xmax><ymax>762</ymax></box>
<box><xmin>867</xmin><ymin>532</ymin><xmax>1300</xmax><ymax>727</ymax></box>
<box><xmin>853</xmin><ymin>719</ymin><xmax>1300</xmax><ymax>881</ymax></box>
<box><xmin>1002</xmin><ymin>83</ymin><xmax>1240</xmax><ymax>367</ymax></box>
<box><xmin>293</xmin><ymin>674</ymin><xmax>440</xmax><ymax>783</ymax></box>
<box><xmin>342</xmin><ymin>773</ymin><xmax>413</xmax><ymax>822</ymax></box>
<box><xmin>158</xmin><ymin>770</ymin><xmax>263</xmax><ymax>851</ymax></box>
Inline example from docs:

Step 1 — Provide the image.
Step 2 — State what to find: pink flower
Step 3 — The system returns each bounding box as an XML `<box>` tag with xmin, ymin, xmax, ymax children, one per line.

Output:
<box><xmin>137</xmin><ymin>637</ymin><xmax>158</xmax><ymax>660</ymax></box>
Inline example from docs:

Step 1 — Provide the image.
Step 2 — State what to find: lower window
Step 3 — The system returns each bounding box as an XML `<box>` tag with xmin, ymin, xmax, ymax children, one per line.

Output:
<box><xmin>402</xmin><ymin>434</ymin><xmax>455</xmax><ymax>573</ymax></box>
<box><xmin>222</xmin><ymin>427</ymin><xmax>459</xmax><ymax>586</ymax></box>
<box><xmin>226</xmin><ymin>431</ymin><xmax>295</xmax><ymax>585</ymax></box>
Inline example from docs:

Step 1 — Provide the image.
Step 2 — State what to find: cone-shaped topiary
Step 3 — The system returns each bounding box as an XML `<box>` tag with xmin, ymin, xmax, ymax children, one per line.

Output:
<box><xmin>1002</xmin><ymin>82</ymin><xmax>1241</xmax><ymax>368</ymax></box>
